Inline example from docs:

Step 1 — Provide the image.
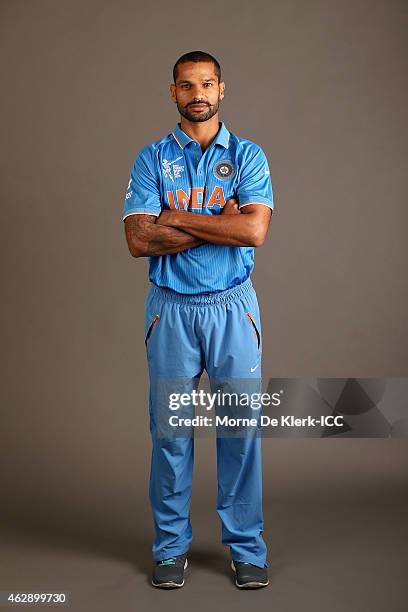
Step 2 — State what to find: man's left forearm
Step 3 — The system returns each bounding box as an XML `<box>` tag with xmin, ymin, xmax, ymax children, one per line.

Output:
<box><xmin>156</xmin><ymin>209</ymin><xmax>266</xmax><ymax>247</ymax></box>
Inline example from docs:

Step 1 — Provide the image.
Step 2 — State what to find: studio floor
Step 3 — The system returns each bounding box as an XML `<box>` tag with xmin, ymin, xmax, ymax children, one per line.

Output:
<box><xmin>1</xmin><ymin>441</ymin><xmax>407</xmax><ymax>612</ymax></box>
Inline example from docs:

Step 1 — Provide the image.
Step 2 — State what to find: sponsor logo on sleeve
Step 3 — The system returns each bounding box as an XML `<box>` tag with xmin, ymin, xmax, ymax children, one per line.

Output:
<box><xmin>125</xmin><ymin>178</ymin><xmax>132</xmax><ymax>199</ymax></box>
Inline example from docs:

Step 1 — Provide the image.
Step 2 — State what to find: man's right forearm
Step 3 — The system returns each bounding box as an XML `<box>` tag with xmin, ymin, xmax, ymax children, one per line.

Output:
<box><xmin>124</xmin><ymin>214</ymin><xmax>205</xmax><ymax>257</ymax></box>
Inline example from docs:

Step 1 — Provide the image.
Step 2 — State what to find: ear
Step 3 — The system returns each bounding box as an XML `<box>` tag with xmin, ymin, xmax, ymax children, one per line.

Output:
<box><xmin>219</xmin><ymin>81</ymin><xmax>225</xmax><ymax>100</ymax></box>
<box><xmin>170</xmin><ymin>83</ymin><xmax>177</xmax><ymax>103</ymax></box>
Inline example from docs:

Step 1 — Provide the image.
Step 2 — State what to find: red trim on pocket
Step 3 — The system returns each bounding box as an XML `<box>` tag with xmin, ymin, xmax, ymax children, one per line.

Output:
<box><xmin>246</xmin><ymin>312</ymin><xmax>261</xmax><ymax>351</ymax></box>
<box><xmin>145</xmin><ymin>314</ymin><xmax>159</xmax><ymax>347</ymax></box>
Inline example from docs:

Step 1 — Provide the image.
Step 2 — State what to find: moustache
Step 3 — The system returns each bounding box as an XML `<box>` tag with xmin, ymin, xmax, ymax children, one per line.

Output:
<box><xmin>186</xmin><ymin>101</ymin><xmax>211</xmax><ymax>108</ymax></box>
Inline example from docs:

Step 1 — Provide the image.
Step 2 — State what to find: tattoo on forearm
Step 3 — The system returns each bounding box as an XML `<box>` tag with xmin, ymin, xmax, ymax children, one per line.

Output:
<box><xmin>125</xmin><ymin>214</ymin><xmax>204</xmax><ymax>256</ymax></box>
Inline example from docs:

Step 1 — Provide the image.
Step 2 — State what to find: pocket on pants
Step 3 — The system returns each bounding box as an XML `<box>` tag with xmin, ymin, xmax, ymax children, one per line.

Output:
<box><xmin>145</xmin><ymin>314</ymin><xmax>159</xmax><ymax>347</ymax></box>
<box><xmin>246</xmin><ymin>311</ymin><xmax>261</xmax><ymax>352</ymax></box>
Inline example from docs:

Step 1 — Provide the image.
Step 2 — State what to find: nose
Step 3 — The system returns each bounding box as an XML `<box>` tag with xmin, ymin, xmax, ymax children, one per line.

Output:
<box><xmin>190</xmin><ymin>83</ymin><xmax>206</xmax><ymax>99</ymax></box>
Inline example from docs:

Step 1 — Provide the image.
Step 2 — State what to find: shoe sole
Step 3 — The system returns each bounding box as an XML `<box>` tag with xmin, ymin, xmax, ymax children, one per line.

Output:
<box><xmin>151</xmin><ymin>558</ymin><xmax>188</xmax><ymax>589</ymax></box>
<box><xmin>231</xmin><ymin>560</ymin><xmax>269</xmax><ymax>589</ymax></box>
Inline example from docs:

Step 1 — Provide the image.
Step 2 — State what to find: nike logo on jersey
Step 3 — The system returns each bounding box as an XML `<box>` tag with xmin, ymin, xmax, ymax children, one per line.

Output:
<box><xmin>250</xmin><ymin>363</ymin><xmax>260</xmax><ymax>373</ymax></box>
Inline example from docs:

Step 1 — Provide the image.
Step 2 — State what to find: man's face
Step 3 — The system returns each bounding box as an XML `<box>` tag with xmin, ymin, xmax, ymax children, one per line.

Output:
<box><xmin>170</xmin><ymin>61</ymin><xmax>225</xmax><ymax>123</ymax></box>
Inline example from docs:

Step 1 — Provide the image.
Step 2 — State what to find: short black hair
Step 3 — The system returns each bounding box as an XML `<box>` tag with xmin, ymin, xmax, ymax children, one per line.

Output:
<box><xmin>173</xmin><ymin>51</ymin><xmax>221</xmax><ymax>83</ymax></box>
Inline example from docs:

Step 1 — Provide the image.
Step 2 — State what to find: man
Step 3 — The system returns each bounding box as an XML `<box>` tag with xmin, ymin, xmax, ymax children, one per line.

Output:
<box><xmin>123</xmin><ymin>51</ymin><xmax>274</xmax><ymax>589</ymax></box>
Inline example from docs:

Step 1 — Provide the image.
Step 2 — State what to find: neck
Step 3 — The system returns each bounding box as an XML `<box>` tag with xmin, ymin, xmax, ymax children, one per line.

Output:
<box><xmin>179</xmin><ymin>115</ymin><xmax>220</xmax><ymax>151</ymax></box>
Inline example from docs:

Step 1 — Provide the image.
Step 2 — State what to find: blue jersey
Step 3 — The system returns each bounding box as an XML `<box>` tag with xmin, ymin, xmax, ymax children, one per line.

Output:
<box><xmin>123</xmin><ymin>122</ymin><xmax>274</xmax><ymax>294</ymax></box>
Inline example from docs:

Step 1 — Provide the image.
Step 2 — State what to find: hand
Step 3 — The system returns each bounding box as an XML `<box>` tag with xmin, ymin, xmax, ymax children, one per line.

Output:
<box><xmin>222</xmin><ymin>197</ymin><xmax>240</xmax><ymax>215</ymax></box>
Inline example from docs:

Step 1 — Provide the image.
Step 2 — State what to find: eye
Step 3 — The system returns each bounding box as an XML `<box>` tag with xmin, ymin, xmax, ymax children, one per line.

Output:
<box><xmin>203</xmin><ymin>82</ymin><xmax>213</xmax><ymax>88</ymax></box>
<box><xmin>180</xmin><ymin>84</ymin><xmax>190</xmax><ymax>89</ymax></box>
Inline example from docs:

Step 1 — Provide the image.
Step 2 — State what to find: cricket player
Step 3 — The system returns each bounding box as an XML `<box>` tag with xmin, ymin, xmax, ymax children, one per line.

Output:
<box><xmin>123</xmin><ymin>51</ymin><xmax>274</xmax><ymax>589</ymax></box>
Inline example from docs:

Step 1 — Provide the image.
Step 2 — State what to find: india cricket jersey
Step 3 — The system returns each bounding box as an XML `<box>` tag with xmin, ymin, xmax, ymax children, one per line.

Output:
<box><xmin>123</xmin><ymin>122</ymin><xmax>274</xmax><ymax>294</ymax></box>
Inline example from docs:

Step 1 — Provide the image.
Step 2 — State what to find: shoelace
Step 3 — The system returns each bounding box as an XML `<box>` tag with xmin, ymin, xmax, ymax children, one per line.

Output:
<box><xmin>158</xmin><ymin>557</ymin><xmax>177</xmax><ymax>566</ymax></box>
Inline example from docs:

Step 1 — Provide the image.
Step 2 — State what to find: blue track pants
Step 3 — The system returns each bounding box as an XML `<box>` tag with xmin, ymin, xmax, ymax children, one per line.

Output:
<box><xmin>144</xmin><ymin>277</ymin><xmax>267</xmax><ymax>568</ymax></box>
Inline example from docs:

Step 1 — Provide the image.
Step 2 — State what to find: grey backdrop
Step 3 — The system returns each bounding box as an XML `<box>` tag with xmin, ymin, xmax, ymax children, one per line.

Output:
<box><xmin>1</xmin><ymin>1</ymin><xmax>407</xmax><ymax>611</ymax></box>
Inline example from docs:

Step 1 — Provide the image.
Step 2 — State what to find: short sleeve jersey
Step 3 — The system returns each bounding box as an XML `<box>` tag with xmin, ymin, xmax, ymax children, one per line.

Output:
<box><xmin>123</xmin><ymin>122</ymin><xmax>274</xmax><ymax>295</ymax></box>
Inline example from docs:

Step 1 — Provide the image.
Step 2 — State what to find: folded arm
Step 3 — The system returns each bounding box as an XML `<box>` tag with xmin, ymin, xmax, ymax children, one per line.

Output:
<box><xmin>124</xmin><ymin>214</ymin><xmax>205</xmax><ymax>258</ymax></box>
<box><xmin>156</xmin><ymin>201</ymin><xmax>273</xmax><ymax>247</ymax></box>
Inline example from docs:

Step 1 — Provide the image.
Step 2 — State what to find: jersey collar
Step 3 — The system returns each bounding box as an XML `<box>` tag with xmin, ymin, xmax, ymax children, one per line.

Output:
<box><xmin>172</xmin><ymin>121</ymin><xmax>230</xmax><ymax>150</ymax></box>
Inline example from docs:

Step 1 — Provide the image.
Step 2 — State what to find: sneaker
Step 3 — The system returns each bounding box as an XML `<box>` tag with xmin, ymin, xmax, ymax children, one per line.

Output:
<box><xmin>151</xmin><ymin>554</ymin><xmax>188</xmax><ymax>588</ymax></box>
<box><xmin>231</xmin><ymin>560</ymin><xmax>269</xmax><ymax>588</ymax></box>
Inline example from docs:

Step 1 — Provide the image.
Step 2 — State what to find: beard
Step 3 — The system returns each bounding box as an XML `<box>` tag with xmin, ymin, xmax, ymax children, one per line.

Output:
<box><xmin>177</xmin><ymin>96</ymin><xmax>220</xmax><ymax>122</ymax></box>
